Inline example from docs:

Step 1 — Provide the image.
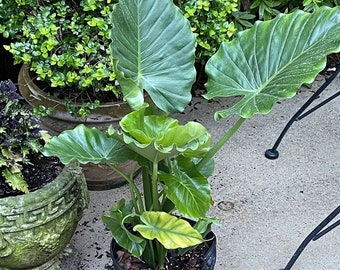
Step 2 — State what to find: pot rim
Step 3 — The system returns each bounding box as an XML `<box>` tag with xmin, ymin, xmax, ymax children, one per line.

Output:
<box><xmin>0</xmin><ymin>162</ymin><xmax>87</xmax><ymax>233</ymax></box>
<box><xmin>17</xmin><ymin>64</ymin><xmax>134</xmax><ymax>122</ymax></box>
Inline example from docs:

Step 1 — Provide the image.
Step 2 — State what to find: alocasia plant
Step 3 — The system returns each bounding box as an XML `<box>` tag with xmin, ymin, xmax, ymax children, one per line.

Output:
<box><xmin>43</xmin><ymin>0</ymin><xmax>340</xmax><ymax>269</ymax></box>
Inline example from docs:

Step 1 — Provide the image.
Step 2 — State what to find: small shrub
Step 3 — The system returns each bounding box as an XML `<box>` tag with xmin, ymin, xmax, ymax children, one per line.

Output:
<box><xmin>0</xmin><ymin>80</ymin><xmax>42</xmax><ymax>193</ymax></box>
<box><xmin>175</xmin><ymin>0</ymin><xmax>251</xmax><ymax>63</ymax></box>
<box><xmin>0</xmin><ymin>0</ymin><xmax>119</xmax><ymax>117</ymax></box>
<box><xmin>176</xmin><ymin>0</ymin><xmax>339</xmax><ymax>64</ymax></box>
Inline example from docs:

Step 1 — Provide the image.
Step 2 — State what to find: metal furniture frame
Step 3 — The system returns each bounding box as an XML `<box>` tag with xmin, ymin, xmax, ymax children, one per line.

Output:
<box><xmin>265</xmin><ymin>63</ymin><xmax>340</xmax><ymax>160</ymax></box>
<box><xmin>280</xmin><ymin>206</ymin><xmax>340</xmax><ymax>270</ymax></box>
<box><xmin>264</xmin><ymin>64</ymin><xmax>340</xmax><ymax>270</ymax></box>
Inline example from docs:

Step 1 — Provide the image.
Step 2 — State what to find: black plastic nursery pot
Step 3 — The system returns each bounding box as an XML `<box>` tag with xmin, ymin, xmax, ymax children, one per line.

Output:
<box><xmin>110</xmin><ymin>231</ymin><xmax>217</xmax><ymax>270</ymax></box>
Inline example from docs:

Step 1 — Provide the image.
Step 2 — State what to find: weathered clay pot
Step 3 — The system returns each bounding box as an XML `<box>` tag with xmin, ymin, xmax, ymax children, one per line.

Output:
<box><xmin>0</xmin><ymin>163</ymin><xmax>89</xmax><ymax>270</ymax></box>
<box><xmin>18</xmin><ymin>64</ymin><xmax>138</xmax><ymax>190</ymax></box>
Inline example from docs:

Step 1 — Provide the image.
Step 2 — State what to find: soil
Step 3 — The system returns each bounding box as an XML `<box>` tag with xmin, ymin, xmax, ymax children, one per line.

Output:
<box><xmin>0</xmin><ymin>153</ymin><xmax>64</xmax><ymax>198</ymax></box>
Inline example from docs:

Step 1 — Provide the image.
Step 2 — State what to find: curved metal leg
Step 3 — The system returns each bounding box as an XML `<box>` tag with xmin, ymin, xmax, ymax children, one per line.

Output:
<box><xmin>265</xmin><ymin>64</ymin><xmax>340</xmax><ymax>159</ymax></box>
<box><xmin>281</xmin><ymin>205</ymin><xmax>340</xmax><ymax>270</ymax></box>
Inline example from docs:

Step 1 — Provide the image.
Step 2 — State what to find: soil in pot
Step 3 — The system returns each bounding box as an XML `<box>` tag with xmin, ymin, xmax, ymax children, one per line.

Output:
<box><xmin>0</xmin><ymin>153</ymin><xmax>63</xmax><ymax>198</ymax></box>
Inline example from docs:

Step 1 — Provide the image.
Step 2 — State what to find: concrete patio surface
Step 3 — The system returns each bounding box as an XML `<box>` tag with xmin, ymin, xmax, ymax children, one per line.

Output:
<box><xmin>62</xmin><ymin>72</ymin><xmax>340</xmax><ymax>270</ymax></box>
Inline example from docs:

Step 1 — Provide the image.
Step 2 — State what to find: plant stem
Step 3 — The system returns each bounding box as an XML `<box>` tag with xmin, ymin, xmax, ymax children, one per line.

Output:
<box><xmin>156</xmin><ymin>241</ymin><xmax>167</xmax><ymax>269</ymax></box>
<box><xmin>142</xmin><ymin>166</ymin><xmax>153</xmax><ymax>211</ymax></box>
<box><xmin>197</xmin><ymin>117</ymin><xmax>246</xmax><ymax>170</ymax></box>
<box><xmin>110</xmin><ymin>164</ymin><xmax>144</xmax><ymax>214</ymax></box>
<box><xmin>152</xmin><ymin>160</ymin><xmax>161</xmax><ymax>210</ymax></box>
<box><xmin>143</xmin><ymin>240</ymin><xmax>156</xmax><ymax>269</ymax></box>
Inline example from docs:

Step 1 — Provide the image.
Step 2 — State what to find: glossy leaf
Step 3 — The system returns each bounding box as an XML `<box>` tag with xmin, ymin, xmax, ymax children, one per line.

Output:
<box><xmin>112</xmin><ymin>106</ymin><xmax>211</xmax><ymax>162</ymax></box>
<box><xmin>120</xmin><ymin>109</ymin><xmax>178</xmax><ymax>145</ymax></box>
<box><xmin>110</xmin><ymin>0</ymin><xmax>196</xmax><ymax>112</ymax></box>
<box><xmin>159</xmin><ymin>156</ymin><xmax>212</xmax><ymax>218</ymax></box>
<box><xmin>205</xmin><ymin>7</ymin><xmax>340</xmax><ymax>120</ymax></box>
<box><xmin>133</xmin><ymin>212</ymin><xmax>203</xmax><ymax>249</ymax></box>
<box><xmin>102</xmin><ymin>199</ymin><xmax>146</xmax><ymax>257</ymax></box>
<box><xmin>193</xmin><ymin>157</ymin><xmax>215</xmax><ymax>179</ymax></box>
<box><xmin>42</xmin><ymin>124</ymin><xmax>135</xmax><ymax>165</ymax></box>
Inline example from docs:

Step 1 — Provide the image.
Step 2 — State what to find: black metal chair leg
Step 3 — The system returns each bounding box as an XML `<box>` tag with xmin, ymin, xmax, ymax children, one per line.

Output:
<box><xmin>281</xmin><ymin>205</ymin><xmax>340</xmax><ymax>270</ymax></box>
<box><xmin>265</xmin><ymin>64</ymin><xmax>340</xmax><ymax>160</ymax></box>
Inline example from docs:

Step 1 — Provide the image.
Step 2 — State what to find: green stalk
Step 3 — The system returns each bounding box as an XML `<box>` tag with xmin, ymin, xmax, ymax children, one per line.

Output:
<box><xmin>143</xmin><ymin>240</ymin><xmax>156</xmax><ymax>270</ymax></box>
<box><xmin>151</xmin><ymin>159</ymin><xmax>161</xmax><ymax>210</ymax></box>
<box><xmin>142</xmin><ymin>166</ymin><xmax>153</xmax><ymax>211</ymax></box>
<box><xmin>109</xmin><ymin>164</ymin><xmax>144</xmax><ymax>214</ymax></box>
<box><xmin>197</xmin><ymin>117</ymin><xmax>246</xmax><ymax>170</ymax></box>
<box><xmin>156</xmin><ymin>241</ymin><xmax>167</xmax><ymax>269</ymax></box>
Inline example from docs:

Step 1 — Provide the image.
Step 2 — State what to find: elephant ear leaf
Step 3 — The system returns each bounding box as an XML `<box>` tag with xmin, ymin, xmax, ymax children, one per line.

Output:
<box><xmin>134</xmin><ymin>212</ymin><xmax>203</xmax><ymax>249</ymax></box>
<box><xmin>205</xmin><ymin>7</ymin><xmax>340</xmax><ymax>120</ymax></box>
<box><xmin>42</xmin><ymin>124</ymin><xmax>135</xmax><ymax>165</ymax></box>
<box><xmin>110</xmin><ymin>0</ymin><xmax>196</xmax><ymax>113</ymax></box>
<box><xmin>102</xmin><ymin>199</ymin><xmax>146</xmax><ymax>258</ymax></box>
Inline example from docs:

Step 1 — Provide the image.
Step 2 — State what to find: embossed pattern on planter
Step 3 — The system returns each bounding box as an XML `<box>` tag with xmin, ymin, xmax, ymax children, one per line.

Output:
<box><xmin>0</xmin><ymin>182</ymin><xmax>78</xmax><ymax>232</ymax></box>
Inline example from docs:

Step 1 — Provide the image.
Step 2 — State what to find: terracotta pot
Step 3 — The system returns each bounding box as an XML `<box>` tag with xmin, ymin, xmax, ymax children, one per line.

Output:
<box><xmin>0</xmin><ymin>163</ymin><xmax>89</xmax><ymax>269</ymax></box>
<box><xmin>18</xmin><ymin>64</ymin><xmax>139</xmax><ymax>190</ymax></box>
<box><xmin>110</xmin><ymin>230</ymin><xmax>217</xmax><ymax>270</ymax></box>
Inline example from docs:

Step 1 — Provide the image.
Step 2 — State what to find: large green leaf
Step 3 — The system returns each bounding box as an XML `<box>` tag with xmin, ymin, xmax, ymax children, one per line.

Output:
<box><xmin>205</xmin><ymin>7</ymin><xmax>340</xmax><ymax>120</ymax></box>
<box><xmin>133</xmin><ymin>212</ymin><xmax>203</xmax><ymax>249</ymax></box>
<box><xmin>159</xmin><ymin>156</ymin><xmax>212</xmax><ymax>218</ymax></box>
<box><xmin>102</xmin><ymin>199</ymin><xmax>146</xmax><ymax>257</ymax></box>
<box><xmin>110</xmin><ymin>106</ymin><xmax>211</xmax><ymax>162</ymax></box>
<box><xmin>111</xmin><ymin>0</ymin><xmax>196</xmax><ymax>112</ymax></box>
<box><xmin>42</xmin><ymin>124</ymin><xmax>136</xmax><ymax>165</ymax></box>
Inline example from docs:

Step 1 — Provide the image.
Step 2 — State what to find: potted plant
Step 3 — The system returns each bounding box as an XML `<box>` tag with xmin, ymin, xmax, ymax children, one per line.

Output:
<box><xmin>43</xmin><ymin>0</ymin><xmax>340</xmax><ymax>269</ymax></box>
<box><xmin>0</xmin><ymin>80</ymin><xmax>89</xmax><ymax>269</ymax></box>
<box><xmin>0</xmin><ymin>0</ymin><xmax>120</xmax><ymax>117</ymax></box>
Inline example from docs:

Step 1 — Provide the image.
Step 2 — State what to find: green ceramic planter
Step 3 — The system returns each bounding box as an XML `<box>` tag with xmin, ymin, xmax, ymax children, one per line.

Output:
<box><xmin>0</xmin><ymin>163</ymin><xmax>89</xmax><ymax>269</ymax></box>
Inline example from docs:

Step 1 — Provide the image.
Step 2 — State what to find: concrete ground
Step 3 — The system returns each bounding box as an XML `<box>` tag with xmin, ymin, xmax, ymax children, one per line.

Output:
<box><xmin>62</xmin><ymin>72</ymin><xmax>340</xmax><ymax>270</ymax></box>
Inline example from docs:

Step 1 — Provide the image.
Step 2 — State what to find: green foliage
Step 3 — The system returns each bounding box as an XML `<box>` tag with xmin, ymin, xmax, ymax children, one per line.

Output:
<box><xmin>101</xmin><ymin>199</ymin><xmax>147</xmax><ymax>258</ymax></box>
<box><xmin>175</xmin><ymin>0</ymin><xmax>243</xmax><ymax>63</ymax></box>
<box><xmin>1</xmin><ymin>0</ymin><xmax>337</xmax><ymax>95</ymax></box>
<box><xmin>205</xmin><ymin>6</ymin><xmax>340</xmax><ymax>120</ymax></box>
<box><xmin>0</xmin><ymin>0</ymin><xmax>119</xmax><ymax>117</ymax></box>
<box><xmin>134</xmin><ymin>212</ymin><xmax>204</xmax><ymax>249</ymax></box>
<box><xmin>175</xmin><ymin>0</ymin><xmax>339</xmax><ymax>63</ymax></box>
<box><xmin>43</xmin><ymin>111</ymin><xmax>214</xmax><ymax>268</ymax></box>
<box><xmin>245</xmin><ymin>0</ymin><xmax>339</xmax><ymax>19</ymax></box>
<box><xmin>0</xmin><ymin>80</ymin><xmax>43</xmax><ymax>193</ymax></box>
<box><xmin>42</xmin><ymin>0</ymin><xmax>340</xmax><ymax>269</ymax></box>
<box><xmin>110</xmin><ymin>0</ymin><xmax>196</xmax><ymax>112</ymax></box>
<box><xmin>302</xmin><ymin>0</ymin><xmax>339</xmax><ymax>11</ymax></box>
